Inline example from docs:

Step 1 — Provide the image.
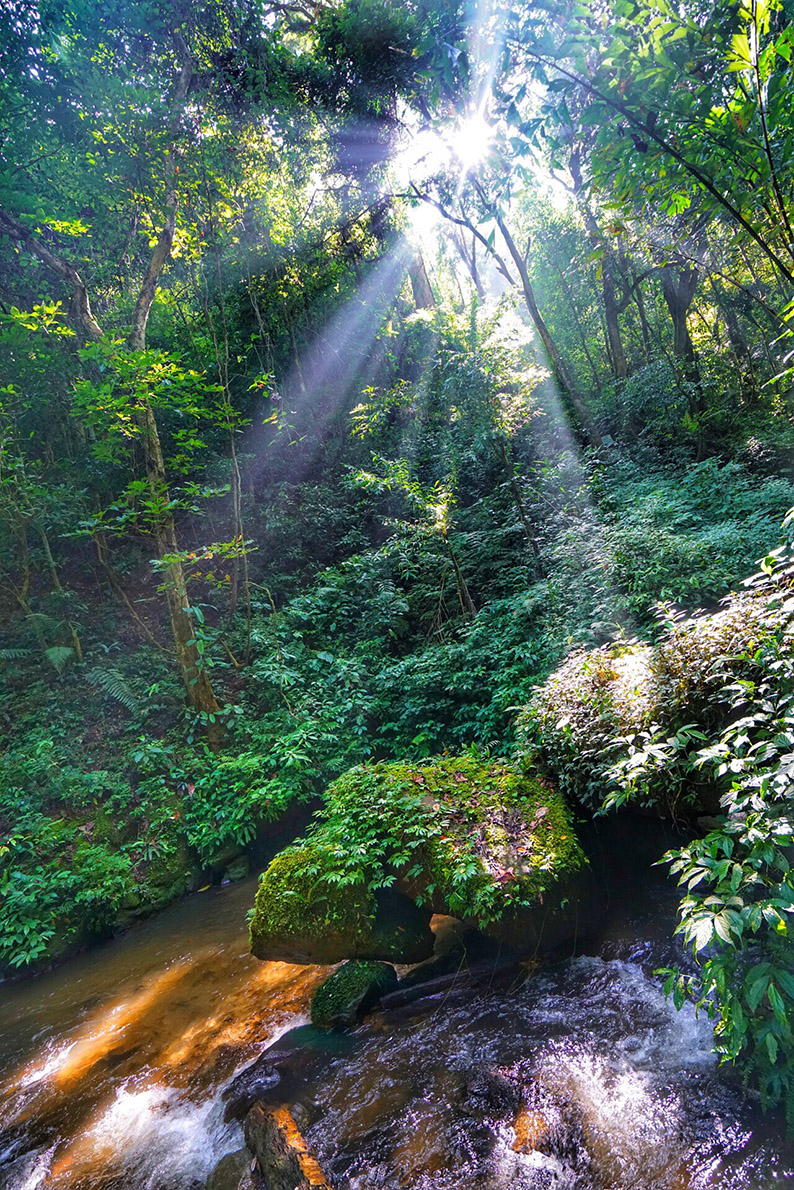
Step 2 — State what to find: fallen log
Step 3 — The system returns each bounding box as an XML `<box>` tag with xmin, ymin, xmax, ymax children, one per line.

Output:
<box><xmin>380</xmin><ymin>957</ymin><xmax>519</xmax><ymax>1011</ymax></box>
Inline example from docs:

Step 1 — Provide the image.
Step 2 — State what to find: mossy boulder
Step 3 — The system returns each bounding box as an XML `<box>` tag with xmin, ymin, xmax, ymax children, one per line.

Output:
<box><xmin>250</xmin><ymin>844</ymin><xmax>434</xmax><ymax>964</ymax></box>
<box><xmin>522</xmin><ymin>589</ymin><xmax>787</xmax><ymax>814</ymax></box>
<box><xmin>131</xmin><ymin>835</ymin><xmax>202</xmax><ymax>916</ymax></box>
<box><xmin>250</xmin><ymin>758</ymin><xmax>588</xmax><ymax>964</ymax></box>
<box><xmin>206</xmin><ymin>1147</ymin><xmax>250</xmax><ymax>1190</ymax></box>
<box><xmin>310</xmin><ymin>960</ymin><xmax>398</xmax><ymax>1029</ymax></box>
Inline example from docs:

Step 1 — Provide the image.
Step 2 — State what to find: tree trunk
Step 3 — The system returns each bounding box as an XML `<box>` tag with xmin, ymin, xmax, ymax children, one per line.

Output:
<box><xmin>660</xmin><ymin>265</ymin><xmax>703</xmax><ymax>416</ymax></box>
<box><xmin>495</xmin><ymin>215</ymin><xmax>602</xmax><ymax>445</ymax></box>
<box><xmin>409</xmin><ymin>254</ymin><xmax>436</xmax><ymax>309</ymax></box>
<box><xmin>580</xmin><ymin>205</ymin><xmax>628</xmax><ymax>380</ymax></box>
<box><xmin>449</xmin><ymin>229</ymin><xmax>485</xmax><ymax>300</ymax></box>
<box><xmin>552</xmin><ymin>261</ymin><xmax>602</xmax><ymax>390</ymax></box>
<box><xmin>497</xmin><ymin>438</ymin><xmax>544</xmax><ymax>572</ymax></box>
<box><xmin>0</xmin><ymin>35</ymin><xmax>224</xmax><ymax>748</ymax></box>
<box><xmin>634</xmin><ymin>281</ymin><xmax>653</xmax><ymax>357</ymax></box>
<box><xmin>135</xmin><ymin>401</ymin><xmax>223</xmax><ymax>748</ymax></box>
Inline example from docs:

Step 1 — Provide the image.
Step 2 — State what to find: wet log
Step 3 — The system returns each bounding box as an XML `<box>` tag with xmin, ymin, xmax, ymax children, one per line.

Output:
<box><xmin>244</xmin><ymin>1102</ymin><xmax>329</xmax><ymax>1190</ymax></box>
<box><xmin>380</xmin><ymin>956</ymin><xmax>519</xmax><ymax>1011</ymax></box>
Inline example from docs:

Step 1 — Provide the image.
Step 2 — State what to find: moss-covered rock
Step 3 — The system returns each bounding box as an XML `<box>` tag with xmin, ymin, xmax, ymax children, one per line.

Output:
<box><xmin>250</xmin><ymin>757</ymin><xmax>588</xmax><ymax>964</ymax></box>
<box><xmin>206</xmin><ymin>1147</ymin><xmax>250</xmax><ymax>1190</ymax></box>
<box><xmin>310</xmin><ymin>959</ymin><xmax>397</xmax><ymax>1029</ymax></box>
<box><xmin>521</xmin><ymin>590</ymin><xmax>786</xmax><ymax>814</ymax></box>
<box><xmin>250</xmin><ymin>844</ymin><xmax>434</xmax><ymax>964</ymax></box>
<box><xmin>323</xmin><ymin>758</ymin><xmax>585</xmax><ymax>924</ymax></box>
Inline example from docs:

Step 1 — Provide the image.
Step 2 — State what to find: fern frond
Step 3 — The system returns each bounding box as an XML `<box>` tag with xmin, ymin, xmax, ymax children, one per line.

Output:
<box><xmin>44</xmin><ymin>645</ymin><xmax>75</xmax><ymax>673</ymax></box>
<box><xmin>87</xmin><ymin>667</ymin><xmax>140</xmax><ymax>713</ymax></box>
<box><xmin>26</xmin><ymin>613</ymin><xmax>62</xmax><ymax>630</ymax></box>
<box><xmin>0</xmin><ymin>647</ymin><xmax>33</xmax><ymax>661</ymax></box>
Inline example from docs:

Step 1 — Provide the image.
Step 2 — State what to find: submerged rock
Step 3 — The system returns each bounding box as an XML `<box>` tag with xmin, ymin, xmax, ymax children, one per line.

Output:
<box><xmin>310</xmin><ymin>960</ymin><xmax>398</xmax><ymax>1029</ymax></box>
<box><xmin>249</xmin><ymin>758</ymin><xmax>589</xmax><ymax>966</ymax></box>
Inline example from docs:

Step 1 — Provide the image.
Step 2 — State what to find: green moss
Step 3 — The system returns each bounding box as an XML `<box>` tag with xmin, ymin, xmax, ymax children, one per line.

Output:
<box><xmin>249</xmin><ymin>842</ymin><xmax>434</xmax><ymax>964</ymax></box>
<box><xmin>310</xmin><ymin>959</ymin><xmax>398</xmax><ymax>1028</ymax></box>
<box><xmin>252</xmin><ymin>757</ymin><xmax>585</xmax><ymax>944</ymax></box>
<box><xmin>250</xmin><ymin>843</ymin><xmax>377</xmax><ymax>955</ymax></box>
<box><xmin>327</xmin><ymin>758</ymin><xmax>585</xmax><ymax>923</ymax></box>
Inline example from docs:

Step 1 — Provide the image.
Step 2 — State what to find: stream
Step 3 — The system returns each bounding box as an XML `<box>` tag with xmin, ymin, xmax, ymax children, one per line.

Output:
<box><xmin>1</xmin><ymin>820</ymin><xmax>793</xmax><ymax>1189</ymax></box>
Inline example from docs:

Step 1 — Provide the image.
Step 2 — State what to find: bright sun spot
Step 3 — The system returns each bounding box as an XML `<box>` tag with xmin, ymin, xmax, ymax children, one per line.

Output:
<box><xmin>451</xmin><ymin>112</ymin><xmax>492</xmax><ymax>170</ymax></box>
<box><xmin>398</xmin><ymin>112</ymin><xmax>493</xmax><ymax>184</ymax></box>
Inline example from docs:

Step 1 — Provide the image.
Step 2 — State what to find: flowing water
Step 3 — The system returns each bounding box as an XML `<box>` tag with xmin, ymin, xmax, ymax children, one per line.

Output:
<box><xmin>0</xmin><ymin>823</ymin><xmax>792</xmax><ymax>1189</ymax></box>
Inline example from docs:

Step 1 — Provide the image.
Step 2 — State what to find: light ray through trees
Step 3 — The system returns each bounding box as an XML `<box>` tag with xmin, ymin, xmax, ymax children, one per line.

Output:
<box><xmin>247</xmin><ymin>236</ymin><xmax>415</xmax><ymax>487</ymax></box>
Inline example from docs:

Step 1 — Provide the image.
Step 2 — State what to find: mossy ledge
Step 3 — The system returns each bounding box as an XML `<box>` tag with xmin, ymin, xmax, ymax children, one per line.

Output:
<box><xmin>250</xmin><ymin>757</ymin><xmax>589</xmax><ymax>964</ymax></box>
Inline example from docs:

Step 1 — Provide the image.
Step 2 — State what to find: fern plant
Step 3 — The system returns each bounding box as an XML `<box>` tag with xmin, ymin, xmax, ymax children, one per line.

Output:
<box><xmin>86</xmin><ymin>667</ymin><xmax>141</xmax><ymax>713</ymax></box>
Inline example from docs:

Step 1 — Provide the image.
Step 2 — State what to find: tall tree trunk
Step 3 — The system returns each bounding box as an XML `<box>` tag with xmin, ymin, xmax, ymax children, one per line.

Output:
<box><xmin>634</xmin><ymin>281</ymin><xmax>653</xmax><ymax>357</ymax></box>
<box><xmin>136</xmin><ymin>400</ymin><xmax>222</xmax><ymax>748</ymax></box>
<box><xmin>552</xmin><ymin>260</ymin><xmax>602</xmax><ymax>390</ymax></box>
<box><xmin>708</xmin><ymin>279</ymin><xmax>757</xmax><ymax>401</ymax></box>
<box><xmin>449</xmin><ymin>229</ymin><xmax>485</xmax><ymax>300</ymax></box>
<box><xmin>580</xmin><ymin>205</ymin><xmax>628</xmax><ymax>379</ymax></box>
<box><xmin>494</xmin><ymin>213</ymin><xmax>602</xmax><ymax>445</ymax></box>
<box><xmin>125</xmin><ymin>36</ymin><xmax>222</xmax><ymax>748</ymax></box>
<box><xmin>409</xmin><ymin>254</ymin><xmax>436</xmax><ymax>309</ymax></box>
<box><xmin>0</xmin><ymin>33</ymin><xmax>223</xmax><ymax>748</ymax></box>
<box><xmin>660</xmin><ymin>265</ymin><xmax>703</xmax><ymax>416</ymax></box>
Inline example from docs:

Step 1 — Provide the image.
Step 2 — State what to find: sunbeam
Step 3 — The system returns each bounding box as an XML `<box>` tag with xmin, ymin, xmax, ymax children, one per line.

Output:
<box><xmin>247</xmin><ymin>235</ymin><xmax>415</xmax><ymax>487</ymax></box>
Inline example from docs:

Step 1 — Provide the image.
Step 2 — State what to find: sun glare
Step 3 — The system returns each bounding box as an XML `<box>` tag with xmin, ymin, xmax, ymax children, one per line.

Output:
<box><xmin>397</xmin><ymin>111</ymin><xmax>494</xmax><ymax>189</ymax></box>
<box><xmin>452</xmin><ymin>112</ymin><xmax>492</xmax><ymax>170</ymax></box>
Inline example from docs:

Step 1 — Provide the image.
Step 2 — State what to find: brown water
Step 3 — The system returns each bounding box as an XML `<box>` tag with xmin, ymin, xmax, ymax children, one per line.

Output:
<box><xmin>0</xmin><ymin>876</ymin><xmax>325</xmax><ymax>1189</ymax></box>
<box><xmin>1</xmin><ymin>838</ymin><xmax>793</xmax><ymax>1190</ymax></box>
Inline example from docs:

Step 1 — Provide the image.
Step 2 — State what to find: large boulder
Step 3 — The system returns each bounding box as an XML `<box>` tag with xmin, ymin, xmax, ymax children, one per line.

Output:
<box><xmin>310</xmin><ymin>960</ymin><xmax>398</xmax><ymax>1029</ymax></box>
<box><xmin>250</xmin><ymin>758</ymin><xmax>589</xmax><ymax>966</ymax></box>
<box><xmin>249</xmin><ymin>844</ymin><xmax>434</xmax><ymax>965</ymax></box>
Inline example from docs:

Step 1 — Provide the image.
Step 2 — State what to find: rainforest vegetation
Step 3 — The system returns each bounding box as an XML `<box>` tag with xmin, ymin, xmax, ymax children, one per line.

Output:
<box><xmin>3</xmin><ymin>0</ymin><xmax>794</xmax><ymax>1122</ymax></box>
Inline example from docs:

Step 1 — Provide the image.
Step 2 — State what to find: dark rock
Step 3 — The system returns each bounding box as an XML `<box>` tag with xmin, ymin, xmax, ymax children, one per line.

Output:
<box><xmin>398</xmin><ymin>916</ymin><xmax>501</xmax><ymax>990</ymax></box>
<box><xmin>223</xmin><ymin>855</ymin><xmax>250</xmax><ymax>883</ymax></box>
<box><xmin>381</xmin><ymin>955</ymin><xmax>519</xmax><ymax>1011</ymax></box>
<box><xmin>223</xmin><ymin>1057</ymin><xmax>282</xmax><ymax>1123</ymax></box>
<box><xmin>310</xmin><ymin>960</ymin><xmax>398</xmax><ymax>1029</ymax></box>
<box><xmin>226</xmin><ymin>1026</ymin><xmax>363</xmax><ymax>1121</ymax></box>
<box><xmin>480</xmin><ymin>867</ymin><xmax>605</xmax><ymax>955</ymax></box>
<box><xmin>206</xmin><ymin>1147</ymin><xmax>250</xmax><ymax>1190</ymax></box>
<box><xmin>208</xmin><ymin>841</ymin><xmax>246</xmax><ymax>880</ymax></box>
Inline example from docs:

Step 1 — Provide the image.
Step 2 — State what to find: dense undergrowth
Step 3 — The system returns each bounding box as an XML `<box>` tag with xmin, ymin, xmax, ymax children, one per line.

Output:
<box><xmin>2</xmin><ymin>425</ymin><xmax>791</xmax><ymax>968</ymax></box>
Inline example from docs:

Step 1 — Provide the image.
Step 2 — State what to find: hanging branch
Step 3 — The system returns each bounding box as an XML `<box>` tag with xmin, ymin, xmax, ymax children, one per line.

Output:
<box><xmin>521</xmin><ymin>50</ymin><xmax>794</xmax><ymax>288</ymax></box>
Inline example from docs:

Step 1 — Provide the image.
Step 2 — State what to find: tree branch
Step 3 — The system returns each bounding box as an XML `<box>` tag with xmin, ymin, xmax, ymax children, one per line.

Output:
<box><xmin>0</xmin><ymin>206</ymin><xmax>103</xmax><ymax>342</ymax></box>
